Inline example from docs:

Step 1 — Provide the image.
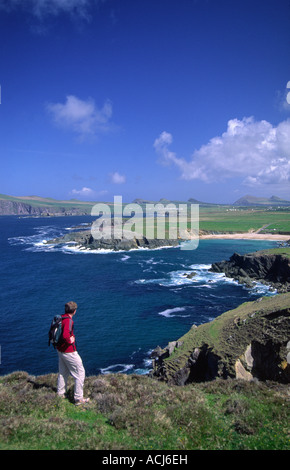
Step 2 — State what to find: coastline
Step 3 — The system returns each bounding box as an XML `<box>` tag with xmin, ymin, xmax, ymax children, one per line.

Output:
<box><xmin>45</xmin><ymin>230</ymin><xmax>289</xmax><ymax>254</ymax></box>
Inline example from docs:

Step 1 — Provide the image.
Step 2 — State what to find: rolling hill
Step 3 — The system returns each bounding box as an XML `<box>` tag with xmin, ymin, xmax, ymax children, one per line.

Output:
<box><xmin>234</xmin><ymin>195</ymin><xmax>290</xmax><ymax>207</ymax></box>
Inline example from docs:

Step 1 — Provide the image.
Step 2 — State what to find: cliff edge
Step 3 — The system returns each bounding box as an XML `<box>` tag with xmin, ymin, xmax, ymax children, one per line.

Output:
<box><xmin>210</xmin><ymin>247</ymin><xmax>290</xmax><ymax>293</ymax></box>
<box><xmin>151</xmin><ymin>292</ymin><xmax>290</xmax><ymax>385</ymax></box>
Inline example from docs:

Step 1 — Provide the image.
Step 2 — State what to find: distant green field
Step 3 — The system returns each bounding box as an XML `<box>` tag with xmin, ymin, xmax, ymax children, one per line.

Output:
<box><xmin>198</xmin><ymin>207</ymin><xmax>290</xmax><ymax>234</ymax></box>
<box><xmin>1</xmin><ymin>193</ymin><xmax>290</xmax><ymax>234</ymax></box>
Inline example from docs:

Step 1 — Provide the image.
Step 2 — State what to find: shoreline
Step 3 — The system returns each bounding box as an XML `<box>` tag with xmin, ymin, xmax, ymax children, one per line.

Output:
<box><xmin>199</xmin><ymin>232</ymin><xmax>289</xmax><ymax>241</ymax></box>
<box><xmin>45</xmin><ymin>231</ymin><xmax>289</xmax><ymax>254</ymax></box>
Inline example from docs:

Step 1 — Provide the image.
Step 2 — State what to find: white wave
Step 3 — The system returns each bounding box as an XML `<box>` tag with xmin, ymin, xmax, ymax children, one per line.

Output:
<box><xmin>61</xmin><ymin>244</ymin><xmax>116</xmax><ymax>255</ymax></box>
<box><xmin>8</xmin><ymin>225</ymin><xmax>65</xmax><ymax>251</ymax></box>
<box><xmin>134</xmin><ymin>263</ymin><xmax>244</xmax><ymax>288</ymax></box>
<box><xmin>158</xmin><ymin>306</ymin><xmax>189</xmax><ymax>318</ymax></box>
<box><xmin>143</xmin><ymin>357</ymin><xmax>153</xmax><ymax>368</ymax></box>
<box><xmin>189</xmin><ymin>263</ymin><xmax>212</xmax><ymax>270</ymax></box>
<box><xmin>120</xmin><ymin>254</ymin><xmax>130</xmax><ymax>261</ymax></box>
<box><xmin>65</xmin><ymin>223</ymin><xmax>90</xmax><ymax>230</ymax></box>
<box><xmin>100</xmin><ymin>363</ymin><xmax>134</xmax><ymax>374</ymax></box>
<box><xmin>248</xmin><ymin>281</ymin><xmax>277</xmax><ymax>296</ymax></box>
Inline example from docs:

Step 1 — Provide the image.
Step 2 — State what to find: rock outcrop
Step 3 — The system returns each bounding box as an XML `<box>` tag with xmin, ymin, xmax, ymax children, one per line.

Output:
<box><xmin>210</xmin><ymin>248</ymin><xmax>290</xmax><ymax>293</ymax></box>
<box><xmin>48</xmin><ymin>229</ymin><xmax>181</xmax><ymax>251</ymax></box>
<box><xmin>151</xmin><ymin>293</ymin><xmax>290</xmax><ymax>385</ymax></box>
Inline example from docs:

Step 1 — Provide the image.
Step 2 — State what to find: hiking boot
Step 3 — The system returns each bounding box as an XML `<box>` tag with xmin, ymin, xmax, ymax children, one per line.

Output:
<box><xmin>75</xmin><ymin>397</ymin><xmax>90</xmax><ymax>406</ymax></box>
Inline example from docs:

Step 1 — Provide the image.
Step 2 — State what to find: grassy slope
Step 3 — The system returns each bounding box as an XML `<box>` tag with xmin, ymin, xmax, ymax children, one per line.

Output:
<box><xmin>164</xmin><ymin>292</ymin><xmax>290</xmax><ymax>374</ymax></box>
<box><xmin>256</xmin><ymin>247</ymin><xmax>290</xmax><ymax>258</ymax></box>
<box><xmin>0</xmin><ymin>370</ymin><xmax>289</xmax><ymax>450</ymax></box>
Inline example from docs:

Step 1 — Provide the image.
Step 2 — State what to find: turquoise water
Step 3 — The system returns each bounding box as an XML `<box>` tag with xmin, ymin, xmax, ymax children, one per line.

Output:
<box><xmin>0</xmin><ymin>216</ymin><xmax>278</xmax><ymax>377</ymax></box>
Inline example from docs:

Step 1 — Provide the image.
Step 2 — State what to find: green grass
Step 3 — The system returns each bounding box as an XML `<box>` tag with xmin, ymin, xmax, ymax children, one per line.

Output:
<box><xmin>1</xmin><ymin>193</ymin><xmax>290</xmax><ymax>235</ymax></box>
<box><xmin>0</xmin><ymin>371</ymin><xmax>289</xmax><ymax>450</ymax></box>
<box><xmin>256</xmin><ymin>247</ymin><xmax>290</xmax><ymax>258</ymax></box>
<box><xmin>161</xmin><ymin>293</ymin><xmax>290</xmax><ymax>384</ymax></box>
<box><xmin>199</xmin><ymin>207</ymin><xmax>290</xmax><ymax>234</ymax></box>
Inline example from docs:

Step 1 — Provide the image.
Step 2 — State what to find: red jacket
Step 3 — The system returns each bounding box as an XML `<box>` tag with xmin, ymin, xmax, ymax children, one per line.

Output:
<box><xmin>57</xmin><ymin>314</ymin><xmax>76</xmax><ymax>353</ymax></box>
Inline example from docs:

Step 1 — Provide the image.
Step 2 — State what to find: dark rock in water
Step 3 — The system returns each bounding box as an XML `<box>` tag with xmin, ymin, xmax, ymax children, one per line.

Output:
<box><xmin>47</xmin><ymin>229</ymin><xmax>180</xmax><ymax>251</ymax></box>
<box><xmin>183</xmin><ymin>272</ymin><xmax>197</xmax><ymax>279</ymax></box>
<box><xmin>210</xmin><ymin>249</ymin><xmax>290</xmax><ymax>293</ymax></box>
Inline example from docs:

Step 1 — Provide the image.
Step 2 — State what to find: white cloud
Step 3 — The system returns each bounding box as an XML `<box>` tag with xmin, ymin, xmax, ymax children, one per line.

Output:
<box><xmin>276</xmin><ymin>83</ymin><xmax>290</xmax><ymax>112</ymax></box>
<box><xmin>71</xmin><ymin>187</ymin><xmax>95</xmax><ymax>197</ymax></box>
<box><xmin>47</xmin><ymin>95</ymin><xmax>113</xmax><ymax>139</ymax></box>
<box><xmin>110</xmin><ymin>172</ymin><xmax>126</xmax><ymax>184</ymax></box>
<box><xmin>154</xmin><ymin>117</ymin><xmax>290</xmax><ymax>189</ymax></box>
<box><xmin>154</xmin><ymin>131</ymin><xmax>194</xmax><ymax>174</ymax></box>
<box><xmin>244</xmin><ymin>158</ymin><xmax>290</xmax><ymax>186</ymax></box>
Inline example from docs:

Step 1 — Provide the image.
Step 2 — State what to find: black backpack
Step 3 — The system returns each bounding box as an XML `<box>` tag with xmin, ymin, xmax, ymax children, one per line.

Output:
<box><xmin>48</xmin><ymin>315</ymin><xmax>71</xmax><ymax>348</ymax></box>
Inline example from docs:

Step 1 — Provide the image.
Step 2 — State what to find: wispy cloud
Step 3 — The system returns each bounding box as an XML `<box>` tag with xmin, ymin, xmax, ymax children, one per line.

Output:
<box><xmin>0</xmin><ymin>0</ymin><xmax>105</xmax><ymax>20</ymax></box>
<box><xmin>71</xmin><ymin>186</ymin><xmax>95</xmax><ymax>197</ymax></box>
<box><xmin>110</xmin><ymin>172</ymin><xmax>126</xmax><ymax>184</ymax></box>
<box><xmin>282</xmin><ymin>81</ymin><xmax>290</xmax><ymax>111</ymax></box>
<box><xmin>275</xmin><ymin>82</ymin><xmax>290</xmax><ymax>113</ymax></box>
<box><xmin>70</xmin><ymin>186</ymin><xmax>108</xmax><ymax>199</ymax></box>
<box><xmin>154</xmin><ymin>117</ymin><xmax>290</xmax><ymax>191</ymax></box>
<box><xmin>47</xmin><ymin>95</ymin><xmax>113</xmax><ymax>140</ymax></box>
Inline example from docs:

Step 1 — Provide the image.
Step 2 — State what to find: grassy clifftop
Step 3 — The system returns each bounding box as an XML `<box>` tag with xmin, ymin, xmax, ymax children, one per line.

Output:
<box><xmin>152</xmin><ymin>293</ymin><xmax>290</xmax><ymax>385</ymax></box>
<box><xmin>1</xmin><ymin>294</ymin><xmax>289</xmax><ymax>450</ymax></box>
<box><xmin>0</xmin><ymin>369</ymin><xmax>289</xmax><ymax>450</ymax></box>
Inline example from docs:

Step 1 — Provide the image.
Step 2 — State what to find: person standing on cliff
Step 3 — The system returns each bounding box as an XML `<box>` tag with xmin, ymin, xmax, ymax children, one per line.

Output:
<box><xmin>56</xmin><ymin>301</ymin><xmax>90</xmax><ymax>405</ymax></box>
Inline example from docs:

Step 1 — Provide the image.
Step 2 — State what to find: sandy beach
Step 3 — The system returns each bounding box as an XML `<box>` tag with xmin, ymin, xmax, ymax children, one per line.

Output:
<box><xmin>199</xmin><ymin>232</ymin><xmax>289</xmax><ymax>241</ymax></box>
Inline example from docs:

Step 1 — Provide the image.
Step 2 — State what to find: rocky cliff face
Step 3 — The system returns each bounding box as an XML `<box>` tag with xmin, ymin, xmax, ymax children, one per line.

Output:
<box><xmin>210</xmin><ymin>248</ymin><xmax>290</xmax><ymax>293</ymax></box>
<box><xmin>151</xmin><ymin>293</ymin><xmax>290</xmax><ymax>385</ymax></box>
<box><xmin>0</xmin><ymin>200</ymin><xmax>43</xmax><ymax>216</ymax></box>
<box><xmin>0</xmin><ymin>199</ymin><xmax>90</xmax><ymax>216</ymax></box>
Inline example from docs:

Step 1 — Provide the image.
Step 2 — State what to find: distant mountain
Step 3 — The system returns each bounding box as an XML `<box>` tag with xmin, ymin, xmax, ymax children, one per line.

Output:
<box><xmin>132</xmin><ymin>198</ymin><xmax>155</xmax><ymax>205</ymax></box>
<box><xmin>234</xmin><ymin>195</ymin><xmax>290</xmax><ymax>207</ymax></box>
<box><xmin>187</xmin><ymin>197</ymin><xmax>219</xmax><ymax>206</ymax></box>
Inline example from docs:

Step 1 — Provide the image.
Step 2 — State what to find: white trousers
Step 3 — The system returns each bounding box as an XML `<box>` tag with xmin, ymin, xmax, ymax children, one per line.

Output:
<box><xmin>57</xmin><ymin>351</ymin><xmax>85</xmax><ymax>401</ymax></box>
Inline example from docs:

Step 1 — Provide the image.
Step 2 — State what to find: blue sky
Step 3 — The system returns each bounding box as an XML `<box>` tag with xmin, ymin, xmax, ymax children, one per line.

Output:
<box><xmin>0</xmin><ymin>0</ymin><xmax>289</xmax><ymax>204</ymax></box>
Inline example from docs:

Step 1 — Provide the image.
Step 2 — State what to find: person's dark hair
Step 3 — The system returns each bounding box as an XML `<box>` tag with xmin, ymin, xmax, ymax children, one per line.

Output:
<box><xmin>65</xmin><ymin>301</ymin><xmax>78</xmax><ymax>313</ymax></box>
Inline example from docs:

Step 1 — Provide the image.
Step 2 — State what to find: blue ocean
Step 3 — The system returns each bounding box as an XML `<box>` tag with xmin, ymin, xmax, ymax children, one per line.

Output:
<box><xmin>0</xmin><ymin>215</ymin><xmax>279</xmax><ymax>378</ymax></box>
